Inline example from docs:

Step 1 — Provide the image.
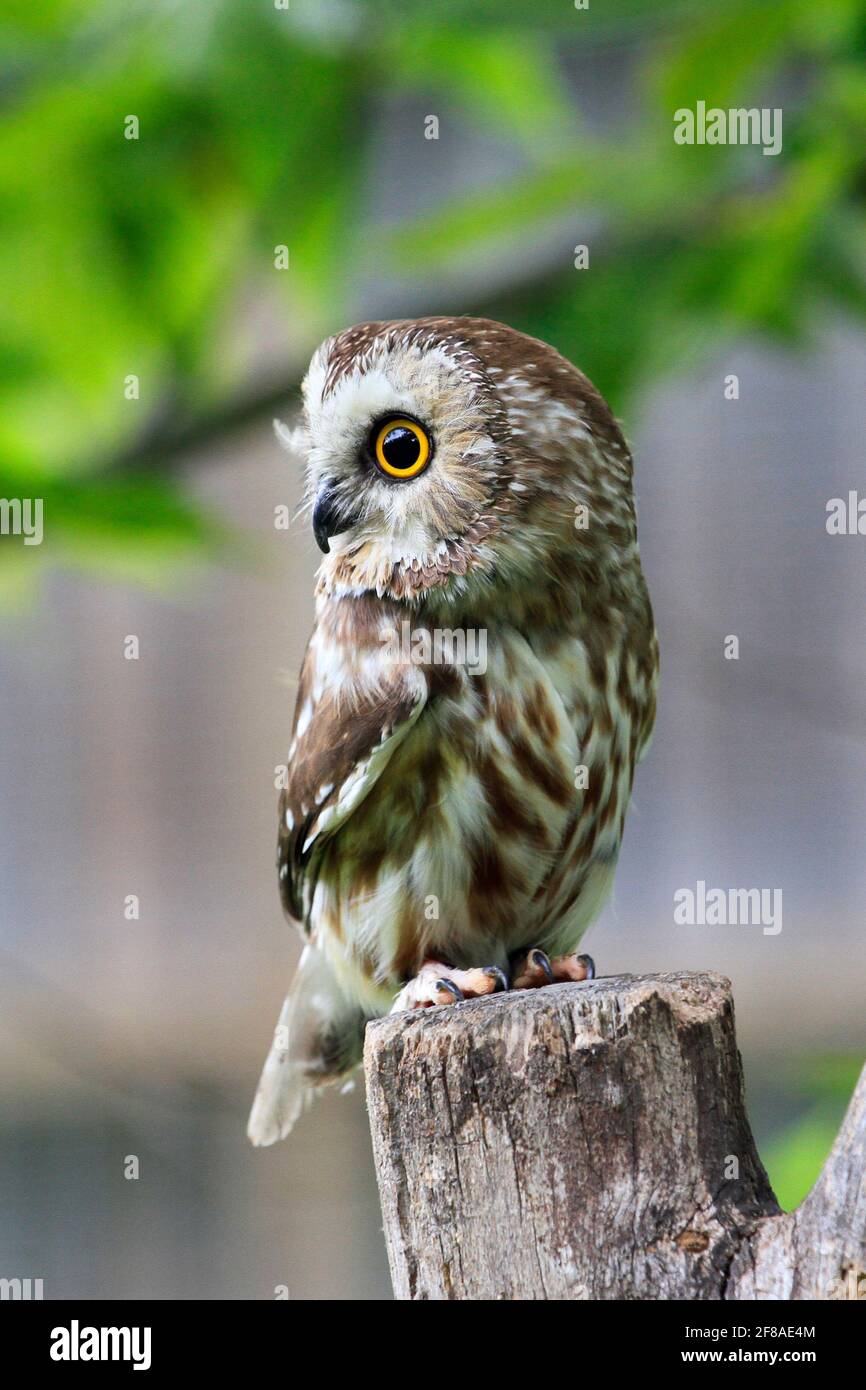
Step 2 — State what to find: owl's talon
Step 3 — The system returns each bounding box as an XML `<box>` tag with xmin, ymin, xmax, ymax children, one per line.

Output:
<box><xmin>435</xmin><ymin>978</ymin><xmax>463</xmax><ymax>1004</ymax></box>
<box><xmin>531</xmin><ymin>949</ymin><xmax>555</xmax><ymax>983</ymax></box>
<box><xmin>511</xmin><ymin>948</ymin><xmax>596</xmax><ymax>989</ymax></box>
<box><xmin>391</xmin><ymin>960</ymin><xmax>509</xmax><ymax>1012</ymax></box>
<box><xmin>483</xmin><ymin>966</ymin><xmax>509</xmax><ymax>993</ymax></box>
<box><xmin>511</xmin><ymin>947</ymin><xmax>554</xmax><ymax>990</ymax></box>
<box><xmin>552</xmin><ymin>951</ymin><xmax>595</xmax><ymax>982</ymax></box>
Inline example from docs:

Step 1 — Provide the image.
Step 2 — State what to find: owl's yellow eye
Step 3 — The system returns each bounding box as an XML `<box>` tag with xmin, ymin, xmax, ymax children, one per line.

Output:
<box><xmin>373</xmin><ymin>418</ymin><xmax>431</xmax><ymax>479</ymax></box>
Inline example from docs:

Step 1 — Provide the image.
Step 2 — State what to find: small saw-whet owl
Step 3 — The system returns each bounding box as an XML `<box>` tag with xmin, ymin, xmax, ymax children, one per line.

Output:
<box><xmin>248</xmin><ymin>316</ymin><xmax>658</xmax><ymax>1145</ymax></box>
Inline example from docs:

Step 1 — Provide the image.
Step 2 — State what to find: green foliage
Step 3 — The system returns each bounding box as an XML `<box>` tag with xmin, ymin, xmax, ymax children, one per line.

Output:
<box><xmin>1</xmin><ymin>0</ymin><xmax>865</xmax><ymax>593</ymax></box>
<box><xmin>762</xmin><ymin>1055</ymin><xmax>863</xmax><ymax>1211</ymax></box>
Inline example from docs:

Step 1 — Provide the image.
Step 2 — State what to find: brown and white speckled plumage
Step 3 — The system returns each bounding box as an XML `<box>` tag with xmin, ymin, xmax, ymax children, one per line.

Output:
<box><xmin>248</xmin><ymin>316</ymin><xmax>658</xmax><ymax>1145</ymax></box>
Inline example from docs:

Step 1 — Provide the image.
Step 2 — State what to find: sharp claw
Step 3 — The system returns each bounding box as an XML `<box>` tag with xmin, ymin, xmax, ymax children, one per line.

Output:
<box><xmin>483</xmin><ymin>966</ymin><xmax>509</xmax><ymax>992</ymax></box>
<box><xmin>435</xmin><ymin>978</ymin><xmax>463</xmax><ymax>1003</ymax></box>
<box><xmin>577</xmin><ymin>953</ymin><xmax>596</xmax><ymax>980</ymax></box>
<box><xmin>530</xmin><ymin>949</ymin><xmax>555</xmax><ymax>984</ymax></box>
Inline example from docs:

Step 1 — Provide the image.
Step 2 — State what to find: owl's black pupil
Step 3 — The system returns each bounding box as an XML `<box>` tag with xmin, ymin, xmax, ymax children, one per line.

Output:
<box><xmin>382</xmin><ymin>426</ymin><xmax>420</xmax><ymax>470</ymax></box>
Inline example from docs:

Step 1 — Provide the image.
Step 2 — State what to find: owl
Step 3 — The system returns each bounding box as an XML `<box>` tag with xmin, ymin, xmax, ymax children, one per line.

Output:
<box><xmin>248</xmin><ymin>316</ymin><xmax>658</xmax><ymax>1146</ymax></box>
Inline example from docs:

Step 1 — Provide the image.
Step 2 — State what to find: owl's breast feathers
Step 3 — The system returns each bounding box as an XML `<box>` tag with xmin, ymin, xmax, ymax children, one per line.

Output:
<box><xmin>278</xmin><ymin>589</ymin><xmax>657</xmax><ymax>1005</ymax></box>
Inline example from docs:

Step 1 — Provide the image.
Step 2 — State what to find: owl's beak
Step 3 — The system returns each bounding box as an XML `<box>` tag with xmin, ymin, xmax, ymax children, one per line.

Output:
<box><xmin>312</xmin><ymin>487</ymin><xmax>356</xmax><ymax>554</ymax></box>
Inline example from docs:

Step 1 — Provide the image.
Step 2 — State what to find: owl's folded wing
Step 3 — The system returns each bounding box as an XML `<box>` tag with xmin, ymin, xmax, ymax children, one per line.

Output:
<box><xmin>277</xmin><ymin>655</ymin><xmax>428</xmax><ymax>927</ymax></box>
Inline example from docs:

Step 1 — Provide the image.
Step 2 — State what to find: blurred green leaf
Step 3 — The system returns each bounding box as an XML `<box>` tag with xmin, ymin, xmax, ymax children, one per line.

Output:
<box><xmin>0</xmin><ymin>467</ymin><xmax>233</xmax><ymax>599</ymax></box>
<box><xmin>383</xmin><ymin>26</ymin><xmax>576</xmax><ymax>148</ymax></box>
<box><xmin>764</xmin><ymin>1113</ymin><xmax>842</xmax><ymax>1213</ymax></box>
<box><xmin>762</xmin><ymin>1054</ymin><xmax>863</xmax><ymax>1211</ymax></box>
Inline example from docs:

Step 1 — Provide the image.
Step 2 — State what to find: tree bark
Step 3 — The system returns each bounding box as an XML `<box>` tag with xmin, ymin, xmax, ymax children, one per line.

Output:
<box><xmin>363</xmin><ymin>971</ymin><xmax>866</xmax><ymax>1300</ymax></box>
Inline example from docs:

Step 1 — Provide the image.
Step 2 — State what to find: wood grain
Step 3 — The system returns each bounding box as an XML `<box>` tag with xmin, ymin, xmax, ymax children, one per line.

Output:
<box><xmin>364</xmin><ymin>972</ymin><xmax>866</xmax><ymax>1300</ymax></box>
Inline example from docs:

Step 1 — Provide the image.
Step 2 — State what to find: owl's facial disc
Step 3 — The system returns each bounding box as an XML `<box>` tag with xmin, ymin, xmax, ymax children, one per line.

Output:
<box><xmin>300</xmin><ymin>327</ymin><xmax>504</xmax><ymax>595</ymax></box>
<box><xmin>311</xmin><ymin>413</ymin><xmax>433</xmax><ymax>552</ymax></box>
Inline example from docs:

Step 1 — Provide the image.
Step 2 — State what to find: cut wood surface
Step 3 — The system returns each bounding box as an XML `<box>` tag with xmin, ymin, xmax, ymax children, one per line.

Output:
<box><xmin>364</xmin><ymin>972</ymin><xmax>866</xmax><ymax>1300</ymax></box>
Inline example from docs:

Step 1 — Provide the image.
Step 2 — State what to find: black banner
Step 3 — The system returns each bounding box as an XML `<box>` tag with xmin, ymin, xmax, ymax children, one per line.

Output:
<box><xmin>2</xmin><ymin>1296</ymin><xmax>857</xmax><ymax>1373</ymax></box>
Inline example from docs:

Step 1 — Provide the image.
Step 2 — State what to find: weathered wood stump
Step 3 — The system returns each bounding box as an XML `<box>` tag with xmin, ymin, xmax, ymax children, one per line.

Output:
<box><xmin>364</xmin><ymin>972</ymin><xmax>866</xmax><ymax>1300</ymax></box>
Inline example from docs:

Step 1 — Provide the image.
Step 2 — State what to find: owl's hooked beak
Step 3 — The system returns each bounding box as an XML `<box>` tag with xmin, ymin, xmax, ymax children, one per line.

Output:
<box><xmin>312</xmin><ymin>486</ymin><xmax>358</xmax><ymax>554</ymax></box>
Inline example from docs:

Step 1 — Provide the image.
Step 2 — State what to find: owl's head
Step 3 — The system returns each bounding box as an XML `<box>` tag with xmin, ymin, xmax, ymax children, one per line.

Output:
<box><xmin>283</xmin><ymin>317</ymin><xmax>639</xmax><ymax>616</ymax></box>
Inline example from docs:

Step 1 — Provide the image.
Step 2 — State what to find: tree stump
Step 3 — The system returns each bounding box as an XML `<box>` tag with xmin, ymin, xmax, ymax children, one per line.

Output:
<box><xmin>363</xmin><ymin>972</ymin><xmax>866</xmax><ymax>1300</ymax></box>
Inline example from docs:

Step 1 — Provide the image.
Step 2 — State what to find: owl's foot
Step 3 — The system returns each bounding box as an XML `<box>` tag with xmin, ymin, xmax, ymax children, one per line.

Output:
<box><xmin>511</xmin><ymin>948</ymin><xmax>596</xmax><ymax>990</ymax></box>
<box><xmin>391</xmin><ymin>960</ymin><xmax>509</xmax><ymax>1013</ymax></box>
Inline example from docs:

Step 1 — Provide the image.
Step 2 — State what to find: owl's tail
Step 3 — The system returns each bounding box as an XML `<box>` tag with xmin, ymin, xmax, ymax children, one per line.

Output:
<box><xmin>247</xmin><ymin>942</ymin><xmax>366</xmax><ymax>1147</ymax></box>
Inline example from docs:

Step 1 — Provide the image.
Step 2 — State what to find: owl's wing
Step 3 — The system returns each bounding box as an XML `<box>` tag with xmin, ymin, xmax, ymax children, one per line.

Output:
<box><xmin>278</xmin><ymin>646</ymin><xmax>428</xmax><ymax>928</ymax></box>
<box><xmin>635</xmin><ymin>632</ymin><xmax>660</xmax><ymax>763</ymax></box>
